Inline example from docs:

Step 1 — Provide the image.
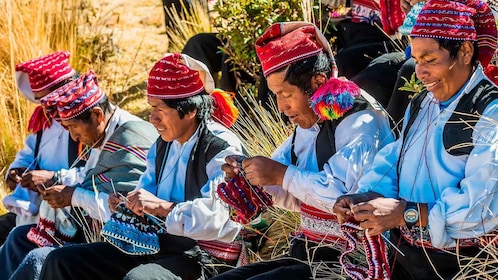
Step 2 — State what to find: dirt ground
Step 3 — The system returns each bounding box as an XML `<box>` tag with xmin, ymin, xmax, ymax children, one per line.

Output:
<box><xmin>94</xmin><ymin>0</ymin><xmax>169</xmax><ymax>119</ymax></box>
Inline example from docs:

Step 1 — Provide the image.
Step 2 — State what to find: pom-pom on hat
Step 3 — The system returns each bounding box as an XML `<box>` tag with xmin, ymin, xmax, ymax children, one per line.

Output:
<box><xmin>211</xmin><ymin>89</ymin><xmax>239</xmax><ymax>128</ymax></box>
<box><xmin>410</xmin><ymin>0</ymin><xmax>498</xmax><ymax>67</ymax></box>
<box><xmin>147</xmin><ymin>53</ymin><xmax>215</xmax><ymax>99</ymax></box>
<box><xmin>15</xmin><ymin>51</ymin><xmax>76</xmax><ymax>103</ymax></box>
<box><xmin>41</xmin><ymin>70</ymin><xmax>105</xmax><ymax>121</ymax></box>
<box><xmin>310</xmin><ymin>78</ymin><xmax>362</xmax><ymax>121</ymax></box>
<box><xmin>255</xmin><ymin>21</ymin><xmax>338</xmax><ymax>78</ymax></box>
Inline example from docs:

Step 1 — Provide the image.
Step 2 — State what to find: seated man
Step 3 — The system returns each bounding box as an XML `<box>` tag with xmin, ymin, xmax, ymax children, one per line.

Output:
<box><xmin>0</xmin><ymin>70</ymin><xmax>158</xmax><ymax>280</ymax></box>
<box><xmin>333</xmin><ymin>0</ymin><xmax>498</xmax><ymax>279</ymax></box>
<box><xmin>1</xmin><ymin>51</ymin><xmax>85</xmax><ymax>245</ymax></box>
<box><xmin>38</xmin><ymin>53</ymin><xmax>245</xmax><ymax>280</ymax></box>
<box><xmin>212</xmin><ymin>21</ymin><xmax>394</xmax><ymax>280</ymax></box>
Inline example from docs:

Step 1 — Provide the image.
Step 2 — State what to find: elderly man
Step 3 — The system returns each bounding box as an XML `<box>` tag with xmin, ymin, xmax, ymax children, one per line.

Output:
<box><xmin>212</xmin><ymin>21</ymin><xmax>394</xmax><ymax>280</ymax></box>
<box><xmin>1</xmin><ymin>52</ymin><xmax>85</xmax><ymax>245</ymax></box>
<box><xmin>38</xmin><ymin>54</ymin><xmax>245</xmax><ymax>280</ymax></box>
<box><xmin>0</xmin><ymin>70</ymin><xmax>158</xmax><ymax>280</ymax></box>
<box><xmin>333</xmin><ymin>0</ymin><xmax>498</xmax><ymax>279</ymax></box>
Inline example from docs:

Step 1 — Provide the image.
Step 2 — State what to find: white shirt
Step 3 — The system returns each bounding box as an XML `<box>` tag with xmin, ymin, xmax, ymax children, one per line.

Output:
<box><xmin>357</xmin><ymin>65</ymin><xmax>498</xmax><ymax>248</ymax></box>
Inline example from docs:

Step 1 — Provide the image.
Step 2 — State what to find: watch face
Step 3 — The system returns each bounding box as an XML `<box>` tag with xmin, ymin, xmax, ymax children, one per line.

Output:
<box><xmin>404</xmin><ymin>209</ymin><xmax>419</xmax><ymax>223</ymax></box>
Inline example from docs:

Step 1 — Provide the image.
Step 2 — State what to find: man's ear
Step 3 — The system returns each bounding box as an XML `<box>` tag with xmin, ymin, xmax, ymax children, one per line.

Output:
<box><xmin>185</xmin><ymin>108</ymin><xmax>197</xmax><ymax>120</ymax></box>
<box><xmin>311</xmin><ymin>73</ymin><xmax>328</xmax><ymax>91</ymax></box>
<box><xmin>459</xmin><ymin>41</ymin><xmax>474</xmax><ymax>65</ymax></box>
<box><xmin>92</xmin><ymin>107</ymin><xmax>105</xmax><ymax>123</ymax></box>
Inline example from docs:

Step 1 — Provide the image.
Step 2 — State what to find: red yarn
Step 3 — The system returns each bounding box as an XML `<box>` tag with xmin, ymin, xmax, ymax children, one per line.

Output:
<box><xmin>211</xmin><ymin>88</ymin><xmax>239</xmax><ymax>128</ymax></box>
<box><xmin>380</xmin><ymin>0</ymin><xmax>406</xmax><ymax>35</ymax></box>
<box><xmin>485</xmin><ymin>64</ymin><xmax>498</xmax><ymax>84</ymax></box>
<box><xmin>28</xmin><ymin>105</ymin><xmax>52</xmax><ymax>134</ymax></box>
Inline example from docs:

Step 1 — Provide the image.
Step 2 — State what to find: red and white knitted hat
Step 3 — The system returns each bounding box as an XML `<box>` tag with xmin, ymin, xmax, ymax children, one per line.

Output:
<box><xmin>411</xmin><ymin>0</ymin><xmax>498</xmax><ymax>67</ymax></box>
<box><xmin>147</xmin><ymin>53</ymin><xmax>215</xmax><ymax>99</ymax></box>
<box><xmin>15</xmin><ymin>51</ymin><xmax>76</xmax><ymax>103</ymax></box>
<box><xmin>255</xmin><ymin>21</ymin><xmax>338</xmax><ymax>78</ymax></box>
<box><xmin>40</xmin><ymin>70</ymin><xmax>105</xmax><ymax>121</ymax></box>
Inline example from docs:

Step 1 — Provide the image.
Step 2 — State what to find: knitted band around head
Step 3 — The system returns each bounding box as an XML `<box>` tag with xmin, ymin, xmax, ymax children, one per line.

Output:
<box><xmin>339</xmin><ymin>217</ymin><xmax>391</xmax><ymax>280</ymax></box>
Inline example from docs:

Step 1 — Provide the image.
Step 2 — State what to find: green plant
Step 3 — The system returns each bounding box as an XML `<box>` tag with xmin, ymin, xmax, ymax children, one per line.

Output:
<box><xmin>213</xmin><ymin>0</ymin><xmax>321</xmax><ymax>88</ymax></box>
<box><xmin>399</xmin><ymin>72</ymin><xmax>425</xmax><ymax>99</ymax></box>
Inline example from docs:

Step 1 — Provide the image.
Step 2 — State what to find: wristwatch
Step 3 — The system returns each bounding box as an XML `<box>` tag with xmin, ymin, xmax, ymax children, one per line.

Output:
<box><xmin>403</xmin><ymin>201</ymin><xmax>419</xmax><ymax>229</ymax></box>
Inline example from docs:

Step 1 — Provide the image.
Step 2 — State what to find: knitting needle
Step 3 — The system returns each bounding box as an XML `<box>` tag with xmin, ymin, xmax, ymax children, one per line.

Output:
<box><xmin>380</xmin><ymin>232</ymin><xmax>405</xmax><ymax>257</ymax></box>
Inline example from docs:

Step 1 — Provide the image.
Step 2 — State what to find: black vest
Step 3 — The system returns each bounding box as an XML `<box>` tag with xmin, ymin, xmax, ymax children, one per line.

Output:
<box><xmin>154</xmin><ymin>123</ymin><xmax>230</xmax><ymax>201</ymax></box>
<box><xmin>403</xmin><ymin>79</ymin><xmax>498</xmax><ymax>157</ymax></box>
<box><xmin>290</xmin><ymin>96</ymin><xmax>372</xmax><ymax>170</ymax></box>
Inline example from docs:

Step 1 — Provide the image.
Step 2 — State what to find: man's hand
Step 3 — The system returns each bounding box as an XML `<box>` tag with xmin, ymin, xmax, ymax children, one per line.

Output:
<box><xmin>241</xmin><ymin>156</ymin><xmax>287</xmax><ymax>186</ymax></box>
<box><xmin>222</xmin><ymin>155</ymin><xmax>246</xmax><ymax>181</ymax></box>
<box><xmin>108</xmin><ymin>193</ymin><xmax>124</xmax><ymax>213</ymax></box>
<box><xmin>40</xmin><ymin>185</ymin><xmax>75</xmax><ymax>208</ymax></box>
<box><xmin>333</xmin><ymin>192</ymin><xmax>383</xmax><ymax>224</ymax></box>
<box><xmin>5</xmin><ymin>168</ymin><xmax>26</xmax><ymax>191</ymax></box>
<box><xmin>21</xmin><ymin>170</ymin><xmax>55</xmax><ymax>192</ymax></box>
<box><xmin>352</xmin><ymin>197</ymin><xmax>406</xmax><ymax>236</ymax></box>
<box><xmin>126</xmin><ymin>189</ymin><xmax>174</xmax><ymax>217</ymax></box>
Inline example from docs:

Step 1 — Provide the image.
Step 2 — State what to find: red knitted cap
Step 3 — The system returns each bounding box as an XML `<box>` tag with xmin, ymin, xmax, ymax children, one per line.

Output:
<box><xmin>41</xmin><ymin>70</ymin><xmax>105</xmax><ymax>121</ymax></box>
<box><xmin>411</xmin><ymin>0</ymin><xmax>498</xmax><ymax>67</ymax></box>
<box><xmin>15</xmin><ymin>51</ymin><xmax>76</xmax><ymax>103</ymax></box>
<box><xmin>147</xmin><ymin>53</ymin><xmax>215</xmax><ymax>99</ymax></box>
<box><xmin>255</xmin><ymin>22</ymin><xmax>338</xmax><ymax>78</ymax></box>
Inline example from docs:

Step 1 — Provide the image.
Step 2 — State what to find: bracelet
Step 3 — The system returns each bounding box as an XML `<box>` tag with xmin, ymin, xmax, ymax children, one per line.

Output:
<box><xmin>52</xmin><ymin>171</ymin><xmax>62</xmax><ymax>185</ymax></box>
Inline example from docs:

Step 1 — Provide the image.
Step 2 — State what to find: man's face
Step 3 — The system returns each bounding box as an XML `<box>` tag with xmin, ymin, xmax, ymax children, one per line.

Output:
<box><xmin>148</xmin><ymin>97</ymin><xmax>198</xmax><ymax>143</ymax></box>
<box><xmin>61</xmin><ymin>109</ymin><xmax>104</xmax><ymax>147</ymax></box>
<box><xmin>411</xmin><ymin>37</ymin><xmax>472</xmax><ymax>102</ymax></box>
<box><xmin>266</xmin><ymin>71</ymin><xmax>318</xmax><ymax>129</ymax></box>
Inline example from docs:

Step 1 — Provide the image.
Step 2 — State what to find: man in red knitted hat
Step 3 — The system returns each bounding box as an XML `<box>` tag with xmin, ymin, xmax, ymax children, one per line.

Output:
<box><xmin>334</xmin><ymin>0</ymin><xmax>498</xmax><ymax>278</ymax></box>
<box><xmin>1</xmin><ymin>51</ymin><xmax>84</xmax><ymax>246</ymax></box>
<box><xmin>212</xmin><ymin>21</ymin><xmax>394</xmax><ymax>280</ymax></box>
<box><xmin>0</xmin><ymin>70</ymin><xmax>158</xmax><ymax>280</ymax></box>
<box><xmin>39</xmin><ymin>53</ymin><xmax>246</xmax><ymax>280</ymax></box>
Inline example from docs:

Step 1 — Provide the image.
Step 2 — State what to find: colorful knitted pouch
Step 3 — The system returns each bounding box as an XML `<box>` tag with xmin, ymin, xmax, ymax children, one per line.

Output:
<box><xmin>101</xmin><ymin>203</ymin><xmax>162</xmax><ymax>255</ymax></box>
<box><xmin>339</xmin><ymin>217</ymin><xmax>391</xmax><ymax>280</ymax></box>
<box><xmin>217</xmin><ymin>174</ymin><xmax>273</xmax><ymax>224</ymax></box>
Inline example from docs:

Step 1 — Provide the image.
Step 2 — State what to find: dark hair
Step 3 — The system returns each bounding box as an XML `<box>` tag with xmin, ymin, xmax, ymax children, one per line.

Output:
<box><xmin>273</xmin><ymin>52</ymin><xmax>333</xmax><ymax>95</ymax></box>
<box><xmin>161</xmin><ymin>91</ymin><xmax>213</xmax><ymax>122</ymax></box>
<box><xmin>73</xmin><ymin>95</ymin><xmax>112</xmax><ymax>122</ymax></box>
<box><xmin>437</xmin><ymin>39</ymin><xmax>479</xmax><ymax>64</ymax></box>
<box><xmin>47</xmin><ymin>72</ymin><xmax>80</xmax><ymax>93</ymax></box>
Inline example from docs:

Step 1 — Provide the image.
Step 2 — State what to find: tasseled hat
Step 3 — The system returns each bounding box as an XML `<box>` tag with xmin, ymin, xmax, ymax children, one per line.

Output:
<box><xmin>40</xmin><ymin>70</ymin><xmax>105</xmax><ymax>121</ymax></box>
<box><xmin>410</xmin><ymin>0</ymin><xmax>498</xmax><ymax>67</ymax></box>
<box><xmin>15</xmin><ymin>51</ymin><xmax>76</xmax><ymax>103</ymax></box>
<box><xmin>147</xmin><ymin>53</ymin><xmax>238</xmax><ymax>127</ymax></box>
<box><xmin>147</xmin><ymin>53</ymin><xmax>215</xmax><ymax>99</ymax></box>
<box><xmin>254</xmin><ymin>22</ymin><xmax>338</xmax><ymax>78</ymax></box>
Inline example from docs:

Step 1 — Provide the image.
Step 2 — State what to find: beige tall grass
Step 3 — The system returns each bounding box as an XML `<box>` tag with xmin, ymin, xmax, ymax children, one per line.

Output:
<box><xmin>0</xmin><ymin>0</ymin><xmax>86</xmax><ymax>213</ymax></box>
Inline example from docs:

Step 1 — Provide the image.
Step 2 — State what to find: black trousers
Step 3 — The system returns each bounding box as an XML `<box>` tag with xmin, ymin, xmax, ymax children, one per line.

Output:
<box><xmin>211</xmin><ymin>238</ymin><xmax>341</xmax><ymax>280</ymax></box>
<box><xmin>39</xmin><ymin>233</ymin><xmax>223</xmax><ymax>280</ymax></box>
<box><xmin>0</xmin><ymin>212</ymin><xmax>16</xmax><ymax>246</ymax></box>
<box><xmin>390</xmin><ymin>229</ymin><xmax>484</xmax><ymax>280</ymax></box>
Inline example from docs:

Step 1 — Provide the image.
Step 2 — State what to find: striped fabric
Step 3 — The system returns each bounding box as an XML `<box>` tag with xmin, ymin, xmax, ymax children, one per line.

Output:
<box><xmin>340</xmin><ymin>218</ymin><xmax>390</xmax><ymax>280</ymax></box>
<box><xmin>197</xmin><ymin>240</ymin><xmax>242</xmax><ymax>263</ymax></box>
<box><xmin>102</xmin><ymin>141</ymin><xmax>147</xmax><ymax>162</ymax></box>
<box><xmin>299</xmin><ymin>203</ymin><xmax>345</xmax><ymax>244</ymax></box>
<box><xmin>399</xmin><ymin>225</ymin><xmax>479</xmax><ymax>251</ymax></box>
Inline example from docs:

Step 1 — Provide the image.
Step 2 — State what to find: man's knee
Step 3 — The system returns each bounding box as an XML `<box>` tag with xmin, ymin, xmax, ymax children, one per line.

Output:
<box><xmin>125</xmin><ymin>263</ymin><xmax>181</xmax><ymax>280</ymax></box>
